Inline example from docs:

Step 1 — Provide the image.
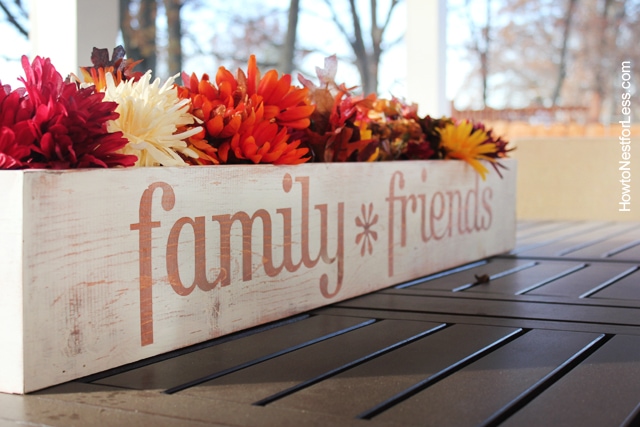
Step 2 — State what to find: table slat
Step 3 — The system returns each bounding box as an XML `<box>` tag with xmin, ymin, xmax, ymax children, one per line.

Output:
<box><xmin>373</xmin><ymin>329</ymin><xmax>603</xmax><ymax>426</ymax></box>
<box><xmin>266</xmin><ymin>324</ymin><xmax>520</xmax><ymax>418</ymax></box>
<box><xmin>177</xmin><ymin>319</ymin><xmax>444</xmax><ymax>403</ymax></box>
<box><xmin>93</xmin><ymin>314</ymin><xmax>374</xmax><ymax>390</ymax></box>
<box><xmin>500</xmin><ymin>334</ymin><xmax>640</xmax><ymax>427</ymax></box>
<box><xmin>338</xmin><ymin>293</ymin><xmax>640</xmax><ymax>327</ymax></box>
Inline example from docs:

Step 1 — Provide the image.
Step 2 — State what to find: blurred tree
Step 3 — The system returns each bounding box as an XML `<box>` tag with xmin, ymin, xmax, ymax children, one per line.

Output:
<box><xmin>550</xmin><ymin>0</ymin><xmax>577</xmax><ymax>106</ymax></box>
<box><xmin>0</xmin><ymin>0</ymin><xmax>188</xmax><ymax>79</ymax></box>
<box><xmin>576</xmin><ymin>0</ymin><xmax>630</xmax><ymax>121</ymax></box>
<box><xmin>280</xmin><ymin>0</ymin><xmax>300</xmax><ymax>74</ymax></box>
<box><xmin>463</xmin><ymin>0</ymin><xmax>493</xmax><ymax>108</ymax></box>
<box><xmin>164</xmin><ymin>0</ymin><xmax>184</xmax><ymax>76</ymax></box>
<box><xmin>119</xmin><ymin>0</ymin><xmax>191</xmax><ymax>78</ymax></box>
<box><xmin>200</xmin><ymin>1</ymin><xmax>403</xmax><ymax>95</ymax></box>
<box><xmin>1</xmin><ymin>0</ymin><xmax>402</xmax><ymax>96</ymax></box>
<box><xmin>458</xmin><ymin>0</ymin><xmax>638</xmax><ymax>121</ymax></box>
<box><xmin>0</xmin><ymin>0</ymin><xmax>28</xmax><ymax>38</ymax></box>
<box><xmin>120</xmin><ymin>0</ymin><xmax>158</xmax><ymax>74</ymax></box>
<box><xmin>320</xmin><ymin>0</ymin><xmax>402</xmax><ymax>95</ymax></box>
<box><xmin>208</xmin><ymin>8</ymin><xmax>285</xmax><ymax>69</ymax></box>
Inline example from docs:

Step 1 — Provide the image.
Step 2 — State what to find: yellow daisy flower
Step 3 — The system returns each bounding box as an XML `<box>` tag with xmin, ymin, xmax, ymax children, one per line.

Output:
<box><xmin>437</xmin><ymin>120</ymin><xmax>497</xmax><ymax>180</ymax></box>
<box><xmin>102</xmin><ymin>71</ymin><xmax>202</xmax><ymax>166</ymax></box>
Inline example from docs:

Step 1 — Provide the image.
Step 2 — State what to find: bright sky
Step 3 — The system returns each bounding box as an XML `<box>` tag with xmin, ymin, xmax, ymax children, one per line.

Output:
<box><xmin>0</xmin><ymin>18</ymin><xmax>30</xmax><ymax>85</ymax></box>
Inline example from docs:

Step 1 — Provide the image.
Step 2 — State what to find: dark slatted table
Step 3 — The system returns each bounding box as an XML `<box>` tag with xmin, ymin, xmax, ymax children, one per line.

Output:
<box><xmin>2</xmin><ymin>221</ymin><xmax>640</xmax><ymax>426</ymax></box>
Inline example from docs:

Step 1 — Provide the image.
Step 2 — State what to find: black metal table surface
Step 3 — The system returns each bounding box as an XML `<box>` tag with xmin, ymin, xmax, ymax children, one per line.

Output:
<box><xmin>2</xmin><ymin>220</ymin><xmax>640</xmax><ymax>427</ymax></box>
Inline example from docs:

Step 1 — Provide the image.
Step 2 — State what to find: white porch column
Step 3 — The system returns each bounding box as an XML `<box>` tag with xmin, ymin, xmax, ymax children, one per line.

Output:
<box><xmin>30</xmin><ymin>0</ymin><xmax>119</xmax><ymax>75</ymax></box>
<box><xmin>406</xmin><ymin>0</ymin><xmax>448</xmax><ymax>117</ymax></box>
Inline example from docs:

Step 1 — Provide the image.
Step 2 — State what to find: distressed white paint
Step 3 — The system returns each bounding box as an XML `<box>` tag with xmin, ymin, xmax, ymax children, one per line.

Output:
<box><xmin>407</xmin><ymin>0</ymin><xmax>448</xmax><ymax>117</ymax></box>
<box><xmin>0</xmin><ymin>173</ymin><xmax>24</xmax><ymax>394</ymax></box>
<box><xmin>0</xmin><ymin>160</ymin><xmax>516</xmax><ymax>393</ymax></box>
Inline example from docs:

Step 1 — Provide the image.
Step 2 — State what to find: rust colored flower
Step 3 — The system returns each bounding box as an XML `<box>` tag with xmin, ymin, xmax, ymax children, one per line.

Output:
<box><xmin>402</xmin><ymin>140</ymin><xmax>436</xmax><ymax>160</ymax></box>
<box><xmin>364</xmin><ymin>98</ymin><xmax>432</xmax><ymax>161</ymax></box>
<box><xmin>77</xmin><ymin>46</ymin><xmax>143</xmax><ymax>91</ymax></box>
<box><xmin>298</xmin><ymin>56</ymin><xmax>378</xmax><ymax>162</ymax></box>
<box><xmin>322</xmin><ymin>92</ymin><xmax>378</xmax><ymax>162</ymax></box>
<box><xmin>295</xmin><ymin>56</ymin><xmax>512</xmax><ymax>178</ymax></box>
<box><xmin>177</xmin><ymin>55</ymin><xmax>313</xmax><ymax>165</ymax></box>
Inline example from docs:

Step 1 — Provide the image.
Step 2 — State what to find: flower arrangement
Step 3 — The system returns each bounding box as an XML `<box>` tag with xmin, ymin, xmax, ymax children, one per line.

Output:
<box><xmin>0</xmin><ymin>47</ymin><xmax>511</xmax><ymax>179</ymax></box>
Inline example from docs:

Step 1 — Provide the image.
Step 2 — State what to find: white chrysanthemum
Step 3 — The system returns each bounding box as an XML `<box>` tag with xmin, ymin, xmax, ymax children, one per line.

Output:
<box><xmin>103</xmin><ymin>71</ymin><xmax>202</xmax><ymax>166</ymax></box>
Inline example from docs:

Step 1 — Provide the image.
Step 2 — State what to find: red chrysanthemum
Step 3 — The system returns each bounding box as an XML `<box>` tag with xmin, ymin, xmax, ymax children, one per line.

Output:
<box><xmin>0</xmin><ymin>55</ymin><xmax>137</xmax><ymax>169</ymax></box>
<box><xmin>0</xmin><ymin>83</ymin><xmax>35</xmax><ymax>168</ymax></box>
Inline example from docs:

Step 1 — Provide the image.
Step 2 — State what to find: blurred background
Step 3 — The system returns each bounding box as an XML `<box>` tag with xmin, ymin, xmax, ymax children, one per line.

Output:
<box><xmin>1</xmin><ymin>0</ymin><xmax>639</xmax><ymax>220</ymax></box>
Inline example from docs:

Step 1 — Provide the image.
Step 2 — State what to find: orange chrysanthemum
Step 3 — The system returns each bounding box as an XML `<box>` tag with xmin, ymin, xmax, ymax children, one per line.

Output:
<box><xmin>177</xmin><ymin>55</ymin><xmax>313</xmax><ymax>165</ymax></box>
<box><xmin>224</xmin><ymin>121</ymin><xmax>309</xmax><ymax>165</ymax></box>
<box><xmin>246</xmin><ymin>56</ymin><xmax>315</xmax><ymax>130</ymax></box>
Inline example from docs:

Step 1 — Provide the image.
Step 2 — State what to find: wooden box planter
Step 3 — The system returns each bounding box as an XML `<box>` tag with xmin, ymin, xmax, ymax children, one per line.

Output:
<box><xmin>0</xmin><ymin>158</ymin><xmax>516</xmax><ymax>394</ymax></box>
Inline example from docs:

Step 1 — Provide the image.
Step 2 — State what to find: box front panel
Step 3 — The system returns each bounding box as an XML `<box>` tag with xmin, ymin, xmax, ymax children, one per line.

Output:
<box><xmin>19</xmin><ymin>159</ymin><xmax>516</xmax><ymax>392</ymax></box>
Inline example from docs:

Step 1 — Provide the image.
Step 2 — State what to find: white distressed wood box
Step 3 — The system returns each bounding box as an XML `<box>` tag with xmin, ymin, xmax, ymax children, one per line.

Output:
<box><xmin>0</xmin><ymin>159</ymin><xmax>516</xmax><ymax>394</ymax></box>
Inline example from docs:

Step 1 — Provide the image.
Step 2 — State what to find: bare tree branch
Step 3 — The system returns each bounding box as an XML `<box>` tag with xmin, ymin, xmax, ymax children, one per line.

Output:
<box><xmin>379</xmin><ymin>0</ymin><xmax>399</xmax><ymax>35</ymax></box>
<box><xmin>464</xmin><ymin>0</ymin><xmax>491</xmax><ymax>107</ymax></box>
<box><xmin>13</xmin><ymin>0</ymin><xmax>27</xmax><ymax>18</ymax></box>
<box><xmin>321</xmin><ymin>0</ymin><xmax>354</xmax><ymax>45</ymax></box>
<box><xmin>348</xmin><ymin>0</ymin><xmax>371</xmax><ymax>92</ymax></box>
<box><xmin>318</xmin><ymin>0</ymin><xmax>400</xmax><ymax>94</ymax></box>
<box><xmin>0</xmin><ymin>0</ymin><xmax>28</xmax><ymax>38</ymax></box>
